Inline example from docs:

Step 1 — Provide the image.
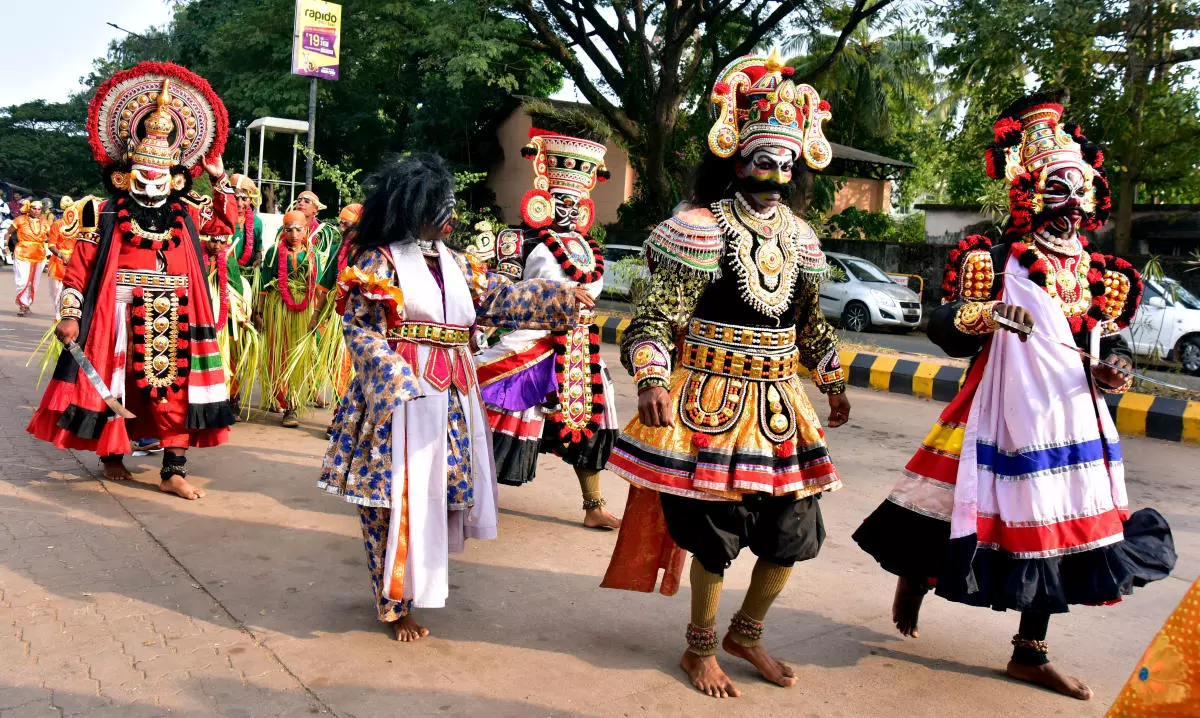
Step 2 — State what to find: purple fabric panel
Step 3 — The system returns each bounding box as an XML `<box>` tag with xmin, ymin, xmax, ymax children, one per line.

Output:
<box><xmin>480</xmin><ymin>353</ymin><xmax>557</xmax><ymax>411</ymax></box>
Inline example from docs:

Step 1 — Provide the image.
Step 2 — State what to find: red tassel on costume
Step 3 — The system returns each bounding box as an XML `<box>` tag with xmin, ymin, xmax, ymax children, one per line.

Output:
<box><xmin>692</xmin><ymin>434</ymin><xmax>711</xmax><ymax>449</ymax></box>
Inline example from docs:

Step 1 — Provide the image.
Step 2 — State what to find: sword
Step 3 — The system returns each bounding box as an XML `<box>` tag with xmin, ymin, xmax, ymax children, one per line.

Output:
<box><xmin>64</xmin><ymin>341</ymin><xmax>136</xmax><ymax>419</ymax></box>
<box><xmin>992</xmin><ymin>314</ymin><xmax>1191</xmax><ymax>391</ymax></box>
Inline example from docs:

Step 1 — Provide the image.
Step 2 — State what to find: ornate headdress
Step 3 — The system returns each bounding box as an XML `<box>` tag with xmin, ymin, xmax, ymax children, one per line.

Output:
<box><xmin>229</xmin><ymin>174</ymin><xmax>261</xmax><ymax>206</ymax></box>
<box><xmin>59</xmin><ymin>195</ymin><xmax>73</xmax><ymax>210</ymax></box>
<box><xmin>707</xmin><ymin>47</ymin><xmax>832</xmax><ymax>170</ymax></box>
<box><xmin>59</xmin><ymin>196</ymin><xmax>103</xmax><ymax>242</ymax></box>
<box><xmin>88</xmin><ymin>61</ymin><xmax>228</xmax><ymax>179</ymax></box>
<box><xmin>518</xmin><ymin>129</ymin><xmax>609</xmax><ymax>233</ymax></box>
<box><xmin>296</xmin><ymin>190</ymin><xmax>326</xmax><ymax>212</ymax></box>
<box><xmin>984</xmin><ymin>92</ymin><xmax>1110</xmax><ymax>234</ymax></box>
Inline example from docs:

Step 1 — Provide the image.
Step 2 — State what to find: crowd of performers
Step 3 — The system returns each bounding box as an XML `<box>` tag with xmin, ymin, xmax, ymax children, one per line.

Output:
<box><xmin>17</xmin><ymin>57</ymin><xmax>1195</xmax><ymax>710</ymax></box>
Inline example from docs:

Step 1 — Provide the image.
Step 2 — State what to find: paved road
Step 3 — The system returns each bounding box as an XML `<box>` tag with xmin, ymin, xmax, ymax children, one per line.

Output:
<box><xmin>0</xmin><ymin>278</ymin><xmax>1196</xmax><ymax>717</ymax></box>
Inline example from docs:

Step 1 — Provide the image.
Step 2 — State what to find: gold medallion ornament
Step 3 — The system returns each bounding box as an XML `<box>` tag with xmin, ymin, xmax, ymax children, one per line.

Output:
<box><xmin>1030</xmin><ymin>245</ymin><xmax>1091</xmax><ymax>316</ymax></box>
<box><xmin>713</xmin><ymin>195</ymin><xmax>818</xmax><ymax>319</ymax></box>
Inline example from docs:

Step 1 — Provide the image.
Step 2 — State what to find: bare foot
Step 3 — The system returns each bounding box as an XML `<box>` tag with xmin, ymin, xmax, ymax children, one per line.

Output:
<box><xmin>893</xmin><ymin>576</ymin><xmax>929</xmax><ymax>638</ymax></box>
<box><xmin>159</xmin><ymin>475</ymin><xmax>205</xmax><ymax>500</ymax></box>
<box><xmin>722</xmin><ymin>633</ymin><xmax>797</xmax><ymax>688</ymax></box>
<box><xmin>102</xmin><ymin>462</ymin><xmax>133</xmax><ymax>481</ymax></box>
<box><xmin>680</xmin><ymin>650</ymin><xmax>741</xmax><ymax>698</ymax></box>
<box><xmin>391</xmin><ymin>615</ymin><xmax>429</xmax><ymax>642</ymax></box>
<box><xmin>1007</xmin><ymin>661</ymin><xmax>1093</xmax><ymax>700</ymax></box>
<box><xmin>583</xmin><ymin>507</ymin><xmax>622</xmax><ymax>530</ymax></box>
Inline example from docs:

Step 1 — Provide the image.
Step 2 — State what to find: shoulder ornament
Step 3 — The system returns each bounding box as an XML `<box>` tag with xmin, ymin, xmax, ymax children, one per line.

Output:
<box><xmin>644</xmin><ymin>207</ymin><xmax>724</xmax><ymax>276</ymax></box>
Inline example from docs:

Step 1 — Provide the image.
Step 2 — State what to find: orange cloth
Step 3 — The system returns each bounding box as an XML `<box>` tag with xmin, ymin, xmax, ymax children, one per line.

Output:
<box><xmin>11</xmin><ymin>215</ymin><xmax>50</xmax><ymax>263</ymax></box>
<box><xmin>600</xmin><ymin>485</ymin><xmax>687</xmax><ymax>596</ymax></box>
<box><xmin>46</xmin><ymin>219</ymin><xmax>77</xmax><ymax>281</ymax></box>
<box><xmin>1107</xmin><ymin>578</ymin><xmax>1200</xmax><ymax>717</ymax></box>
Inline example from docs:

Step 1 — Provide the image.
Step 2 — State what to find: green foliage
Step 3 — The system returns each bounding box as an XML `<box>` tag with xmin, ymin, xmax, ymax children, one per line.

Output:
<box><xmin>3</xmin><ymin>0</ymin><xmax>563</xmax><ymax>200</ymax></box>
<box><xmin>297</xmin><ymin>143</ymin><xmax>364</xmax><ymax>205</ymax></box>
<box><xmin>522</xmin><ymin>99</ymin><xmax>613</xmax><ymax>143</ymax></box>
<box><xmin>0</xmin><ymin>97</ymin><xmax>101</xmax><ymax>196</ymax></box>
<box><xmin>588</xmin><ymin>222</ymin><xmax>607</xmax><ymax>249</ymax></box>
<box><xmin>828</xmin><ymin>207</ymin><xmax>925</xmax><ymax>244</ymax></box>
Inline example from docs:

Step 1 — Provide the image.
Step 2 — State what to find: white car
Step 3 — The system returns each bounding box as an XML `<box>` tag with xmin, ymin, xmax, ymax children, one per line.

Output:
<box><xmin>602</xmin><ymin>243</ymin><xmax>648</xmax><ymax>299</ymax></box>
<box><xmin>1119</xmin><ymin>276</ymin><xmax>1200</xmax><ymax>375</ymax></box>
<box><xmin>820</xmin><ymin>251</ymin><xmax>923</xmax><ymax>332</ymax></box>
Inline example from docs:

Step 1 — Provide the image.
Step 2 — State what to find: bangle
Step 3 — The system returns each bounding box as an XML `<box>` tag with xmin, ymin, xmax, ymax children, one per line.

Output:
<box><xmin>954</xmin><ymin>301</ymin><xmax>999</xmax><ymax>335</ymax></box>
<box><xmin>631</xmin><ymin>339</ymin><xmax>671</xmax><ymax>386</ymax></box>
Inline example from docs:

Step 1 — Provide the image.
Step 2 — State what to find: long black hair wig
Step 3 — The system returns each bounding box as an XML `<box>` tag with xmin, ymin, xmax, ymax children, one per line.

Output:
<box><xmin>352</xmin><ymin>152</ymin><xmax>456</xmax><ymax>260</ymax></box>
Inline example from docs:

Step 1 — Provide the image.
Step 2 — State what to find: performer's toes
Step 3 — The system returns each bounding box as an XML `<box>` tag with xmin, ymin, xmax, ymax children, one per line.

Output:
<box><xmin>1006</xmin><ymin>661</ymin><xmax>1094</xmax><ymax>700</ymax></box>
<box><xmin>681</xmin><ymin>651</ymin><xmax>741</xmax><ymax>698</ymax></box>
<box><xmin>391</xmin><ymin>615</ymin><xmax>430</xmax><ymax>642</ymax></box>
<box><xmin>159</xmin><ymin>476</ymin><xmax>205</xmax><ymax>500</ymax></box>
<box><xmin>102</xmin><ymin>463</ymin><xmax>133</xmax><ymax>481</ymax></box>
<box><xmin>583</xmin><ymin>507</ymin><xmax>622</xmax><ymax>530</ymax></box>
<box><xmin>722</xmin><ymin>634</ymin><xmax>798</xmax><ymax>688</ymax></box>
<box><xmin>892</xmin><ymin>576</ymin><xmax>927</xmax><ymax>638</ymax></box>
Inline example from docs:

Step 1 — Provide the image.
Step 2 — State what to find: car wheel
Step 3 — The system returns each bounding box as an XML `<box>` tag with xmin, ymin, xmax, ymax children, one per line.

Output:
<box><xmin>1178</xmin><ymin>337</ymin><xmax>1200</xmax><ymax>376</ymax></box>
<box><xmin>842</xmin><ymin>301</ymin><xmax>871</xmax><ymax>332</ymax></box>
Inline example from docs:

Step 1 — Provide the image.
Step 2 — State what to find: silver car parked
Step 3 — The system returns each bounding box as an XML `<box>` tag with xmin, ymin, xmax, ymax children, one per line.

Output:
<box><xmin>819</xmin><ymin>251</ymin><xmax>922</xmax><ymax>332</ymax></box>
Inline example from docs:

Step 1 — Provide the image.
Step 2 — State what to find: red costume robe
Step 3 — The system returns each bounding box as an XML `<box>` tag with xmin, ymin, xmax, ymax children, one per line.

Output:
<box><xmin>27</xmin><ymin>189</ymin><xmax>238</xmax><ymax>455</ymax></box>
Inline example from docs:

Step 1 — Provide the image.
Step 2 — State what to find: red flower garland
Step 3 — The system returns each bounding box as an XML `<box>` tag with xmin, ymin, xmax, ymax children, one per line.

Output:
<box><xmin>215</xmin><ymin>251</ymin><xmax>230</xmax><ymax>330</ymax></box>
<box><xmin>277</xmin><ymin>241</ymin><xmax>317</xmax><ymax>312</ymax></box>
<box><xmin>542</xmin><ymin>230</ymin><xmax>604</xmax><ymax>284</ymax></box>
<box><xmin>236</xmin><ymin>208</ymin><xmax>256</xmax><ymax>266</ymax></box>
<box><xmin>115</xmin><ymin>197</ymin><xmax>187</xmax><ymax>251</ymax></box>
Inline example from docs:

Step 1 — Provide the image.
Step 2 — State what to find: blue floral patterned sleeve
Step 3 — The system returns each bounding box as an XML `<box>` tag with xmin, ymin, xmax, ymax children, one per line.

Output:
<box><xmin>342</xmin><ymin>248</ymin><xmax>423</xmax><ymax>410</ymax></box>
<box><xmin>453</xmin><ymin>252</ymin><xmax>577</xmax><ymax>331</ymax></box>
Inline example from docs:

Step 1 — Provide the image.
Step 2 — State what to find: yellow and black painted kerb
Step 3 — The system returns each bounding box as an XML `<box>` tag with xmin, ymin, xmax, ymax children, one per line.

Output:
<box><xmin>591</xmin><ymin>313</ymin><xmax>1199</xmax><ymax>445</ymax></box>
<box><xmin>838</xmin><ymin>349</ymin><xmax>1200</xmax><ymax>446</ymax></box>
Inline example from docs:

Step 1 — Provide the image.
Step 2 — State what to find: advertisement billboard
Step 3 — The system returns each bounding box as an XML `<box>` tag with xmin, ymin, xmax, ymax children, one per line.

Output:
<box><xmin>292</xmin><ymin>0</ymin><xmax>341</xmax><ymax>81</ymax></box>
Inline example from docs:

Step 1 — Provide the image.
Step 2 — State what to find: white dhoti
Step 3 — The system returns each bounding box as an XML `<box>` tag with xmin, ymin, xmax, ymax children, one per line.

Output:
<box><xmin>14</xmin><ymin>259</ymin><xmax>45</xmax><ymax>311</ymax></box>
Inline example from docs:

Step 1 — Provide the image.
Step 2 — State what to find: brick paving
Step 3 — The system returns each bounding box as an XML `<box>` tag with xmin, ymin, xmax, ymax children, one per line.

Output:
<box><xmin>0</xmin><ymin>325</ymin><xmax>325</xmax><ymax>716</ymax></box>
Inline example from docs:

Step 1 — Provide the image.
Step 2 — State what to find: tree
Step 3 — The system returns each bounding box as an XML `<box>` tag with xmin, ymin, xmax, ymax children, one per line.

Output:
<box><xmin>508</xmin><ymin>0</ymin><xmax>898</xmax><ymax>220</ymax></box>
<box><xmin>0</xmin><ymin>97</ymin><xmax>101</xmax><ymax>197</ymax></box>
<box><xmin>937</xmin><ymin>0</ymin><xmax>1200</xmax><ymax>252</ymax></box>
<box><xmin>4</xmin><ymin>0</ymin><xmax>563</xmax><ymax>203</ymax></box>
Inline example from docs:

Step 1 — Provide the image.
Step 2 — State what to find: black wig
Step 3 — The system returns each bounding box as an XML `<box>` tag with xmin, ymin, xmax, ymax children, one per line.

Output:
<box><xmin>353</xmin><ymin>153</ymin><xmax>456</xmax><ymax>257</ymax></box>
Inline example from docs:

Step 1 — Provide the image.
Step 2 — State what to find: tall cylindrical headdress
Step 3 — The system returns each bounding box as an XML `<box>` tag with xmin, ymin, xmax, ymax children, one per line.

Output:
<box><xmin>518</xmin><ymin>129</ymin><xmax>610</xmax><ymax>232</ymax></box>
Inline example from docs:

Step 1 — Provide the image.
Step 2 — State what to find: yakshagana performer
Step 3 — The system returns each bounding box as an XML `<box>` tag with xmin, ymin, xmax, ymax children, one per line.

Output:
<box><xmin>46</xmin><ymin>195</ymin><xmax>77</xmax><ymax>316</ymax></box>
<box><xmin>318</xmin><ymin>154</ymin><xmax>590</xmax><ymax>641</ymax></box>
<box><xmin>28</xmin><ymin>61</ymin><xmax>238</xmax><ymax>500</ymax></box>
<box><xmin>474</xmin><ymin>125</ymin><xmax>622</xmax><ymax>530</ymax></box>
<box><xmin>853</xmin><ymin>92</ymin><xmax>1177</xmax><ymax>700</ymax></box>
<box><xmin>7</xmin><ymin>198</ymin><xmax>50</xmax><ymax>316</ymax></box>
<box><xmin>601</xmin><ymin>49</ymin><xmax>851</xmax><ymax>697</ymax></box>
<box><xmin>1107</xmin><ymin>578</ymin><xmax>1200</xmax><ymax>716</ymax></box>
<box><xmin>204</xmin><ymin>173</ymin><xmax>262</xmax><ymax>415</ymax></box>
<box><xmin>255</xmin><ymin>209</ymin><xmax>327</xmax><ymax>427</ymax></box>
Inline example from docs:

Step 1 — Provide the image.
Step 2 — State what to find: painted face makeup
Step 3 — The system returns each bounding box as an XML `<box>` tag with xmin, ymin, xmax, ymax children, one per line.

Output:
<box><xmin>129</xmin><ymin>165</ymin><xmax>172</xmax><ymax>208</ymax></box>
<box><xmin>296</xmin><ymin>196</ymin><xmax>317</xmax><ymax>220</ymax></box>
<box><xmin>282</xmin><ymin>224</ymin><xmax>306</xmax><ymax>246</ymax></box>
<box><xmin>550</xmin><ymin>189</ymin><xmax>581</xmax><ymax>231</ymax></box>
<box><xmin>737</xmin><ymin>146</ymin><xmax>795</xmax><ymax>210</ymax></box>
<box><xmin>1039</xmin><ymin>165</ymin><xmax>1090</xmax><ymax>235</ymax></box>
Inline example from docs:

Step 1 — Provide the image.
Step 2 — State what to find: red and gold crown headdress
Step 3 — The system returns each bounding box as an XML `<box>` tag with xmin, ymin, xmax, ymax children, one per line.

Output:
<box><xmin>518</xmin><ymin>129</ymin><xmax>610</xmax><ymax>233</ymax></box>
<box><xmin>984</xmin><ymin>91</ymin><xmax>1110</xmax><ymax>233</ymax></box>
<box><xmin>87</xmin><ymin>61</ymin><xmax>228</xmax><ymax>179</ymax></box>
<box><xmin>706</xmin><ymin>46</ymin><xmax>832</xmax><ymax>170</ymax></box>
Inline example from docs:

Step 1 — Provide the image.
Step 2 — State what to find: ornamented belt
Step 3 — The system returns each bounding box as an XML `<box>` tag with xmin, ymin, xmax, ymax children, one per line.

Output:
<box><xmin>687</xmin><ymin>318</ymin><xmax>796</xmax><ymax>350</ymax></box>
<box><xmin>680</xmin><ymin>340</ymin><xmax>799</xmax><ymax>381</ymax></box>
<box><xmin>116</xmin><ymin>270</ymin><xmax>190</xmax><ymax>289</ymax></box>
<box><xmin>387</xmin><ymin>321</ymin><xmax>471</xmax><ymax>348</ymax></box>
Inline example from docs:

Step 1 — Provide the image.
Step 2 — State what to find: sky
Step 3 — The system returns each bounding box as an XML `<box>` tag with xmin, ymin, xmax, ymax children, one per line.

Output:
<box><xmin>0</xmin><ymin>0</ymin><xmax>175</xmax><ymax>108</ymax></box>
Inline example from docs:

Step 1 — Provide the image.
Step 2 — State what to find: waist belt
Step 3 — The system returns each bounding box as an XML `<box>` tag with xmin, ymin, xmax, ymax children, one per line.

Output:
<box><xmin>116</xmin><ymin>270</ymin><xmax>189</xmax><ymax>289</ymax></box>
<box><xmin>680</xmin><ymin>340</ymin><xmax>799</xmax><ymax>381</ymax></box>
<box><xmin>687</xmin><ymin>318</ymin><xmax>796</xmax><ymax>350</ymax></box>
<box><xmin>387</xmin><ymin>321</ymin><xmax>471</xmax><ymax>348</ymax></box>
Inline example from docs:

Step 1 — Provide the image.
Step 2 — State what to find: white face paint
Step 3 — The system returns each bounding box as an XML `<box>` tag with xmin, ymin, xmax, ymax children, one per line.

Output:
<box><xmin>1040</xmin><ymin>165</ymin><xmax>1090</xmax><ymax>236</ymax></box>
<box><xmin>129</xmin><ymin>164</ymin><xmax>171</xmax><ymax>208</ymax></box>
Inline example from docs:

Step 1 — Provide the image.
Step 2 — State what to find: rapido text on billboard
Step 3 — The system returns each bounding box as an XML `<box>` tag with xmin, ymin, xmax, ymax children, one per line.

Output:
<box><xmin>292</xmin><ymin>0</ymin><xmax>342</xmax><ymax>81</ymax></box>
